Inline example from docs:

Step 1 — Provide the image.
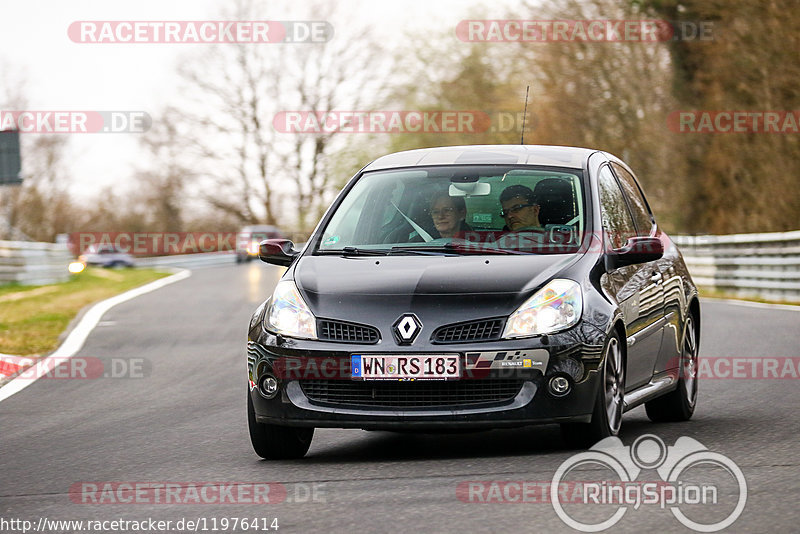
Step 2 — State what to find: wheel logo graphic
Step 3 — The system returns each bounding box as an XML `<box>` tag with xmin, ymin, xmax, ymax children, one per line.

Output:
<box><xmin>551</xmin><ymin>434</ymin><xmax>747</xmax><ymax>532</ymax></box>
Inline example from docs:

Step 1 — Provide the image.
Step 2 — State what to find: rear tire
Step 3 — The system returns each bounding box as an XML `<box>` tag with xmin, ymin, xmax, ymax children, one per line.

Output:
<box><xmin>247</xmin><ymin>392</ymin><xmax>313</xmax><ymax>459</ymax></box>
<box><xmin>645</xmin><ymin>315</ymin><xmax>698</xmax><ymax>422</ymax></box>
<box><xmin>561</xmin><ymin>331</ymin><xmax>625</xmax><ymax>448</ymax></box>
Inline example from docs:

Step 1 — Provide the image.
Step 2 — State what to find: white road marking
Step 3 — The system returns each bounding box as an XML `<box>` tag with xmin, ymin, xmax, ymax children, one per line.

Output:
<box><xmin>0</xmin><ymin>269</ymin><xmax>191</xmax><ymax>403</ymax></box>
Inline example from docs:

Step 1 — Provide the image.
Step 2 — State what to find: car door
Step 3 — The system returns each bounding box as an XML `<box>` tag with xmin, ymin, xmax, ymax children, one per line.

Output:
<box><xmin>597</xmin><ymin>164</ymin><xmax>665</xmax><ymax>389</ymax></box>
<box><xmin>611</xmin><ymin>162</ymin><xmax>682</xmax><ymax>374</ymax></box>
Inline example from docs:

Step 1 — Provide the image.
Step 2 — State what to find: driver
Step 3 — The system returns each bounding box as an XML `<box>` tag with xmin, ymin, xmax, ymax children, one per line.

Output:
<box><xmin>498</xmin><ymin>185</ymin><xmax>545</xmax><ymax>250</ymax></box>
<box><xmin>499</xmin><ymin>184</ymin><xmax>543</xmax><ymax>231</ymax></box>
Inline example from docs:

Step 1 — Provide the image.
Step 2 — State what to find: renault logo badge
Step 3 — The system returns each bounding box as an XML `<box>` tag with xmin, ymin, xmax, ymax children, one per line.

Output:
<box><xmin>393</xmin><ymin>314</ymin><xmax>422</xmax><ymax>344</ymax></box>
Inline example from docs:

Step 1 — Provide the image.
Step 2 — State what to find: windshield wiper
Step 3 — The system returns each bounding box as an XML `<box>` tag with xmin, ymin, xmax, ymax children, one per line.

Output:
<box><xmin>318</xmin><ymin>247</ymin><xmax>389</xmax><ymax>256</ymax></box>
<box><xmin>388</xmin><ymin>245</ymin><xmax>458</xmax><ymax>256</ymax></box>
<box><xmin>390</xmin><ymin>244</ymin><xmax>529</xmax><ymax>256</ymax></box>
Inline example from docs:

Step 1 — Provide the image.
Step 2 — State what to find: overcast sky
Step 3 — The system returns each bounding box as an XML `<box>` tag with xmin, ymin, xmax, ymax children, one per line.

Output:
<box><xmin>0</xmin><ymin>0</ymin><xmax>518</xmax><ymax>197</ymax></box>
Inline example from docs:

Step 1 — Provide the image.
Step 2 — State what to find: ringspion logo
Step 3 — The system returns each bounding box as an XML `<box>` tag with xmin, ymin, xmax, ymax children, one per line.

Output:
<box><xmin>551</xmin><ymin>435</ymin><xmax>747</xmax><ymax>532</ymax></box>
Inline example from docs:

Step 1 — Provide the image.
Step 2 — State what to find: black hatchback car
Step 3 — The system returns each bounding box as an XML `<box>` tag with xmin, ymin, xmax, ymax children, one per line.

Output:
<box><xmin>247</xmin><ymin>145</ymin><xmax>700</xmax><ymax>459</ymax></box>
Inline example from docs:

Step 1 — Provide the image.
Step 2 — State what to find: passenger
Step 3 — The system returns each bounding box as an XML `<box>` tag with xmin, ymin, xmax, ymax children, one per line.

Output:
<box><xmin>499</xmin><ymin>185</ymin><xmax>543</xmax><ymax>231</ymax></box>
<box><xmin>430</xmin><ymin>193</ymin><xmax>472</xmax><ymax>239</ymax></box>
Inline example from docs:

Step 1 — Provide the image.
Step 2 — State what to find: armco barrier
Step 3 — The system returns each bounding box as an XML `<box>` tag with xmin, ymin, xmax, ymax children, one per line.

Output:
<box><xmin>0</xmin><ymin>240</ymin><xmax>73</xmax><ymax>285</ymax></box>
<box><xmin>4</xmin><ymin>232</ymin><xmax>799</xmax><ymax>302</ymax></box>
<box><xmin>133</xmin><ymin>251</ymin><xmax>235</xmax><ymax>269</ymax></box>
<box><xmin>673</xmin><ymin>230</ymin><xmax>800</xmax><ymax>303</ymax></box>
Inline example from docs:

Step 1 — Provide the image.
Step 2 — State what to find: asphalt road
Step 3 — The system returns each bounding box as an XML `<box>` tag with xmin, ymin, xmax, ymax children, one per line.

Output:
<box><xmin>1</xmin><ymin>262</ymin><xmax>799</xmax><ymax>533</ymax></box>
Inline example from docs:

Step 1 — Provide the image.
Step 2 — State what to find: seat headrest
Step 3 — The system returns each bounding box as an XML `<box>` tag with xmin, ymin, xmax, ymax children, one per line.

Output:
<box><xmin>533</xmin><ymin>178</ymin><xmax>575</xmax><ymax>225</ymax></box>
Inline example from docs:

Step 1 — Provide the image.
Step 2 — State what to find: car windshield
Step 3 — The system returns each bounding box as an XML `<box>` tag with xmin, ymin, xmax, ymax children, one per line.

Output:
<box><xmin>316</xmin><ymin>165</ymin><xmax>586</xmax><ymax>255</ymax></box>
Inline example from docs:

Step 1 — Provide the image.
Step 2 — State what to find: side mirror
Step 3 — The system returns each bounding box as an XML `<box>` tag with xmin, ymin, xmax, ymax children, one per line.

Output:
<box><xmin>258</xmin><ymin>239</ymin><xmax>298</xmax><ymax>267</ymax></box>
<box><xmin>606</xmin><ymin>236</ymin><xmax>664</xmax><ymax>268</ymax></box>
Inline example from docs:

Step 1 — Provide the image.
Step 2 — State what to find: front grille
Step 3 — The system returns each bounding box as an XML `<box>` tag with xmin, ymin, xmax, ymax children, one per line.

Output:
<box><xmin>432</xmin><ymin>319</ymin><xmax>504</xmax><ymax>343</ymax></box>
<box><xmin>300</xmin><ymin>379</ymin><xmax>524</xmax><ymax>408</ymax></box>
<box><xmin>318</xmin><ymin>319</ymin><xmax>380</xmax><ymax>344</ymax></box>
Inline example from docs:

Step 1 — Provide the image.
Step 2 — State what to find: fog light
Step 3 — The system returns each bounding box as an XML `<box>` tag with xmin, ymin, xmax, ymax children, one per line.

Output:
<box><xmin>258</xmin><ymin>375</ymin><xmax>279</xmax><ymax>399</ymax></box>
<box><xmin>548</xmin><ymin>375</ymin><xmax>572</xmax><ymax>397</ymax></box>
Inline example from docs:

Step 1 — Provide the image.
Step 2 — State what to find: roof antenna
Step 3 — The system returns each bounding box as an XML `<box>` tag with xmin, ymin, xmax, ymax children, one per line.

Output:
<box><xmin>520</xmin><ymin>85</ymin><xmax>530</xmax><ymax>145</ymax></box>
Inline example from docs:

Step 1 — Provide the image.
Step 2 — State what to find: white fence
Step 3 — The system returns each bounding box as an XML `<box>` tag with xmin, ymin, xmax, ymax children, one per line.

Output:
<box><xmin>673</xmin><ymin>230</ymin><xmax>800</xmax><ymax>303</ymax></box>
<box><xmin>0</xmin><ymin>240</ymin><xmax>73</xmax><ymax>285</ymax></box>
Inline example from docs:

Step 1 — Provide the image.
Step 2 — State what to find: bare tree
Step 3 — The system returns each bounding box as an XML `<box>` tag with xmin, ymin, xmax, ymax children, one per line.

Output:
<box><xmin>521</xmin><ymin>0</ymin><xmax>685</xmax><ymax>230</ymax></box>
<box><xmin>168</xmin><ymin>0</ymin><xmax>389</xmax><ymax>232</ymax></box>
<box><xmin>134</xmin><ymin>114</ymin><xmax>190</xmax><ymax>231</ymax></box>
<box><xmin>7</xmin><ymin>135</ymin><xmax>79</xmax><ymax>242</ymax></box>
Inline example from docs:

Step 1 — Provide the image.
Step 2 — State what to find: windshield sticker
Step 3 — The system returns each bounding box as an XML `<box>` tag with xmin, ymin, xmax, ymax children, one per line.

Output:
<box><xmin>472</xmin><ymin>213</ymin><xmax>493</xmax><ymax>223</ymax></box>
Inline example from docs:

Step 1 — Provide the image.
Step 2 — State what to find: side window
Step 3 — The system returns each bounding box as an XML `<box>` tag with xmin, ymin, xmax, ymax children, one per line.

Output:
<box><xmin>598</xmin><ymin>165</ymin><xmax>637</xmax><ymax>249</ymax></box>
<box><xmin>611</xmin><ymin>162</ymin><xmax>654</xmax><ymax>236</ymax></box>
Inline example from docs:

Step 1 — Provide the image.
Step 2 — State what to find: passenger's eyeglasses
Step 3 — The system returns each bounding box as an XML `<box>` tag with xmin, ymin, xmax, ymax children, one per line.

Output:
<box><xmin>500</xmin><ymin>203</ymin><xmax>534</xmax><ymax>218</ymax></box>
<box><xmin>431</xmin><ymin>207</ymin><xmax>456</xmax><ymax>217</ymax></box>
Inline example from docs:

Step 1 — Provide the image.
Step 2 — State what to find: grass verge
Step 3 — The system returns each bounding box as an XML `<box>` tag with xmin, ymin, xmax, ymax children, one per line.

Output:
<box><xmin>0</xmin><ymin>267</ymin><xmax>171</xmax><ymax>355</ymax></box>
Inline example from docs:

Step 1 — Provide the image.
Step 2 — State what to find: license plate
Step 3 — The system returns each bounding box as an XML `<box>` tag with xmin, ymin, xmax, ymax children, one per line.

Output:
<box><xmin>351</xmin><ymin>354</ymin><xmax>460</xmax><ymax>380</ymax></box>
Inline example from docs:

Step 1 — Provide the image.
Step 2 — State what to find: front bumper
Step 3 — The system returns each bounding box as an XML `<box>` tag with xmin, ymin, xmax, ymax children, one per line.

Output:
<box><xmin>247</xmin><ymin>332</ymin><xmax>605</xmax><ymax>430</ymax></box>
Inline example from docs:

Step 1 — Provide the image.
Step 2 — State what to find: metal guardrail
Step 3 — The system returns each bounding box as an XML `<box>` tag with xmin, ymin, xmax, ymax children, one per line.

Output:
<box><xmin>133</xmin><ymin>251</ymin><xmax>235</xmax><ymax>269</ymax></box>
<box><xmin>5</xmin><ymin>232</ymin><xmax>800</xmax><ymax>304</ymax></box>
<box><xmin>673</xmin><ymin>230</ymin><xmax>800</xmax><ymax>303</ymax></box>
<box><xmin>0</xmin><ymin>240</ymin><xmax>72</xmax><ymax>285</ymax></box>
<box><xmin>0</xmin><ymin>242</ymin><xmax>236</xmax><ymax>286</ymax></box>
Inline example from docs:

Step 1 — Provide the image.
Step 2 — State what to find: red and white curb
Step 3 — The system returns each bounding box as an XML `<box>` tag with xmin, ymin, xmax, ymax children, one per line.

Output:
<box><xmin>0</xmin><ymin>269</ymin><xmax>191</xmax><ymax>402</ymax></box>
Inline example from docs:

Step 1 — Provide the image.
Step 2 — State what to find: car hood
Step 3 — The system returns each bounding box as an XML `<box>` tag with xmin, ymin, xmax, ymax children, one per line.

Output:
<box><xmin>294</xmin><ymin>253</ymin><xmax>581</xmax><ymax>326</ymax></box>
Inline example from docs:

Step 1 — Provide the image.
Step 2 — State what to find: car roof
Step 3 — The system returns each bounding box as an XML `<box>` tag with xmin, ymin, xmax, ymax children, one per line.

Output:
<box><xmin>362</xmin><ymin>145</ymin><xmax>598</xmax><ymax>172</ymax></box>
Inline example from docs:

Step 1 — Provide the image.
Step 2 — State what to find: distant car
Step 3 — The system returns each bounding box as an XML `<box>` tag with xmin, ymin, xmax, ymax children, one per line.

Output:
<box><xmin>79</xmin><ymin>244</ymin><xmax>135</xmax><ymax>268</ymax></box>
<box><xmin>237</xmin><ymin>225</ymin><xmax>285</xmax><ymax>263</ymax></box>
<box><xmin>247</xmin><ymin>145</ymin><xmax>700</xmax><ymax>459</ymax></box>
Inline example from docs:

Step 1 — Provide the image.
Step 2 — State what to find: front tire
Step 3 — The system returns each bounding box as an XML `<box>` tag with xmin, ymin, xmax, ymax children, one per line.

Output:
<box><xmin>247</xmin><ymin>392</ymin><xmax>314</xmax><ymax>459</ymax></box>
<box><xmin>645</xmin><ymin>315</ymin><xmax>698</xmax><ymax>422</ymax></box>
<box><xmin>561</xmin><ymin>331</ymin><xmax>625</xmax><ymax>448</ymax></box>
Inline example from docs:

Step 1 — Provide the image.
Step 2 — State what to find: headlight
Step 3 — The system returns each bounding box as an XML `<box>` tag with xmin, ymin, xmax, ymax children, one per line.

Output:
<box><xmin>247</xmin><ymin>241</ymin><xmax>260</xmax><ymax>255</ymax></box>
<box><xmin>503</xmin><ymin>279</ymin><xmax>582</xmax><ymax>338</ymax></box>
<box><xmin>265</xmin><ymin>280</ymin><xmax>317</xmax><ymax>339</ymax></box>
